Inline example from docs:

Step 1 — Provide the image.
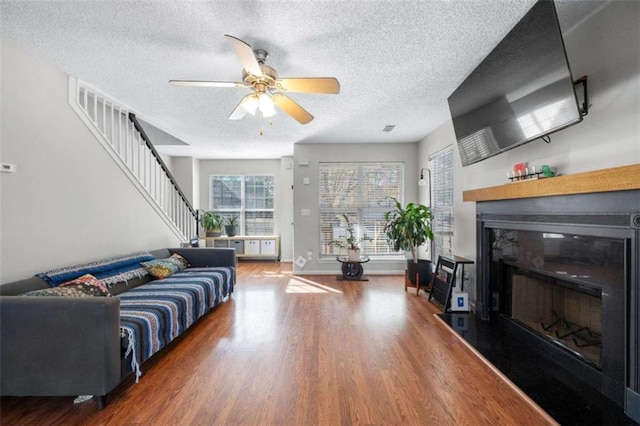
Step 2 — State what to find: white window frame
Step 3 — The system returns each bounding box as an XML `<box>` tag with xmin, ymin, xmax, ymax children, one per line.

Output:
<box><xmin>428</xmin><ymin>147</ymin><xmax>454</xmax><ymax>260</ymax></box>
<box><xmin>318</xmin><ymin>162</ymin><xmax>404</xmax><ymax>259</ymax></box>
<box><xmin>209</xmin><ymin>174</ymin><xmax>275</xmax><ymax>236</ymax></box>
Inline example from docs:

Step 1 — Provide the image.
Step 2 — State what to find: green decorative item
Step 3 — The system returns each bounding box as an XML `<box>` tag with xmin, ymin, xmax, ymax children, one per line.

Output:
<box><xmin>541</xmin><ymin>165</ymin><xmax>555</xmax><ymax>178</ymax></box>
<box><xmin>329</xmin><ymin>214</ymin><xmax>371</xmax><ymax>260</ymax></box>
<box><xmin>200</xmin><ymin>211</ymin><xmax>222</xmax><ymax>237</ymax></box>
<box><xmin>224</xmin><ymin>215</ymin><xmax>239</xmax><ymax>237</ymax></box>
<box><xmin>384</xmin><ymin>197</ymin><xmax>434</xmax><ymax>285</ymax></box>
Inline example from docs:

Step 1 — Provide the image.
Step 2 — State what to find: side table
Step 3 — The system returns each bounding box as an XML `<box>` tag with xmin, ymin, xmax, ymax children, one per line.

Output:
<box><xmin>336</xmin><ymin>256</ymin><xmax>370</xmax><ymax>281</ymax></box>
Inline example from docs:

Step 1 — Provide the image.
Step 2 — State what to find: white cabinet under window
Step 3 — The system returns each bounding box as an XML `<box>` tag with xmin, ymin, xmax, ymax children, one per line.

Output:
<box><xmin>260</xmin><ymin>239</ymin><xmax>277</xmax><ymax>255</ymax></box>
<box><xmin>245</xmin><ymin>240</ymin><xmax>261</xmax><ymax>255</ymax></box>
<box><xmin>203</xmin><ymin>236</ymin><xmax>280</xmax><ymax>261</ymax></box>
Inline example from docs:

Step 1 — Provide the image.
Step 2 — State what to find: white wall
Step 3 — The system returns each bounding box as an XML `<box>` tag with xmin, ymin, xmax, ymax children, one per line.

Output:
<box><xmin>418</xmin><ymin>0</ymin><xmax>640</xmax><ymax>305</ymax></box>
<box><xmin>158</xmin><ymin>152</ymin><xmax>173</xmax><ymax>174</ymax></box>
<box><xmin>172</xmin><ymin>156</ymin><xmax>197</xmax><ymax>206</ymax></box>
<box><xmin>279</xmin><ymin>156</ymin><xmax>294</xmax><ymax>262</ymax></box>
<box><xmin>198</xmin><ymin>158</ymin><xmax>293</xmax><ymax>261</ymax></box>
<box><xmin>0</xmin><ymin>40</ymin><xmax>180</xmax><ymax>284</ymax></box>
<box><xmin>292</xmin><ymin>142</ymin><xmax>420</xmax><ymax>274</ymax></box>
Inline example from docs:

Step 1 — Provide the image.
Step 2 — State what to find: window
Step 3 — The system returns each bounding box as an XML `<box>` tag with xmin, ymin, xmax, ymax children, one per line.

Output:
<box><xmin>319</xmin><ymin>162</ymin><xmax>404</xmax><ymax>257</ymax></box>
<box><xmin>209</xmin><ymin>175</ymin><xmax>274</xmax><ymax>235</ymax></box>
<box><xmin>428</xmin><ymin>147</ymin><xmax>454</xmax><ymax>260</ymax></box>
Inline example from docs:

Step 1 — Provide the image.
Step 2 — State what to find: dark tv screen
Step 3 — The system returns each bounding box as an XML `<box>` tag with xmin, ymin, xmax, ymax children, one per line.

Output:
<box><xmin>448</xmin><ymin>0</ymin><xmax>583</xmax><ymax>167</ymax></box>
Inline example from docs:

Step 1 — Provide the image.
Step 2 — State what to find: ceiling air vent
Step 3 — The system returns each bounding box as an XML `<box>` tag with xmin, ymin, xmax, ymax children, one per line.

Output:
<box><xmin>383</xmin><ymin>125</ymin><xmax>396</xmax><ymax>132</ymax></box>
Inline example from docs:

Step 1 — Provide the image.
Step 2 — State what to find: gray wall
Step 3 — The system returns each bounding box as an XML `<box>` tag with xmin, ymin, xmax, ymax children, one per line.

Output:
<box><xmin>418</xmin><ymin>0</ymin><xmax>640</xmax><ymax>307</ymax></box>
<box><xmin>292</xmin><ymin>142</ymin><xmax>419</xmax><ymax>274</ymax></box>
<box><xmin>0</xmin><ymin>40</ymin><xmax>180</xmax><ymax>284</ymax></box>
<box><xmin>198</xmin><ymin>158</ymin><xmax>294</xmax><ymax>261</ymax></box>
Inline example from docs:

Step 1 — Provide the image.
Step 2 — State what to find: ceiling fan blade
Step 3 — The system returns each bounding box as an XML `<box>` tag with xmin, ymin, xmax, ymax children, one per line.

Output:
<box><xmin>277</xmin><ymin>77</ymin><xmax>340</xmax><ymax>94</ymax></box>
<box><xmin>272</xmin><ymin>93</ymin><xmax>314</xmax><ymax>125</ymax></box>
<box><xmin>169</xmin><ymin>80</ymin><xmax>244</xmax><ymax>88</ymax></box>
<box><xmin>224</xmin><ymin>34</ymin><xmax>263</xmax><ymax>77</ymax></box>
<box><xmin>228</xmin><ymin>94</ymin><xmax>255</xmax><ymax>120</ymax></box>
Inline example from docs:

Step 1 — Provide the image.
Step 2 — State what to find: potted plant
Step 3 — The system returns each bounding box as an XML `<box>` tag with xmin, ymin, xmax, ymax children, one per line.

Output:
<box><xmin>329</xmin><ymin>214</ymin><xmax>371</xmax><ymax>261</ymax></box>
<box><xmin>224</xmin><ymin>215</ymin><xmax>239</xmax><ymax>237</ymax></box>
<box><xmin>200</xmin><ymin>211</ymin><xmax>222</xmax><ymax>237</ymax></box>
<box><xmin>384</xmin><ymin>197</ymin><xmax>434</xmax><ymax>286</ymax></box>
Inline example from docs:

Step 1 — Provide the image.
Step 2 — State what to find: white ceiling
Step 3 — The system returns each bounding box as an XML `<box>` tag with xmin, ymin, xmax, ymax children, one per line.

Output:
<box><xmin>1</xmin><ymin>0</ymin><xmax>607</xmax><ymax>159</ymax></box>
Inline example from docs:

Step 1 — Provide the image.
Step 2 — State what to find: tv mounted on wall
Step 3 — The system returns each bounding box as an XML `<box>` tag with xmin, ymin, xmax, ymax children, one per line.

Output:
<box><xmin>448</xmin><ymin>0</ymin><xmax>585</xmax><ymax>167</ymax></box>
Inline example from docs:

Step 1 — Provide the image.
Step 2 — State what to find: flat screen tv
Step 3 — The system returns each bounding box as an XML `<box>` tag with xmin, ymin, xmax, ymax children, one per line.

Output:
<box><xmin>448</xmin><ymin>0</ymin><xmax>583</xmax><ymax>167</ymax></box>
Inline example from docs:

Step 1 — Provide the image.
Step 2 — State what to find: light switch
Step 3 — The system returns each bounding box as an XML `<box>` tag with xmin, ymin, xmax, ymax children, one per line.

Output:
<box><xmin>301</xmin><ymin>209</ymin><xmax>311</xmax><ymax>216</ymax></box>
<box><xmin>303</xmin><ymin>177</ymin><xmax>310</xmax><ymax>185</ymax></box>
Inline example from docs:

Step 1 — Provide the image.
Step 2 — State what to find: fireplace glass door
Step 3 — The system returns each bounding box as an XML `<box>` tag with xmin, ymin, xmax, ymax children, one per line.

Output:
<box><xmin>490</xmin><ymin>228</ymin><xmax>625</xmax><ymax>370</ymax></box>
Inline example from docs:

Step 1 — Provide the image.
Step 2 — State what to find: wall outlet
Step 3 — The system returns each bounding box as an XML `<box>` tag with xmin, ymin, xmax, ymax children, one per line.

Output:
<box><xmin>1</xmin><ymin>163</ymin><xmax>17</xmax><ymax>173</ymax></box>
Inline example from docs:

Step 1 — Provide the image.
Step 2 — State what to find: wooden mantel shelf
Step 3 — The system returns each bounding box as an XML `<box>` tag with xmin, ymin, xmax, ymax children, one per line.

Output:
<box><xmin>463</xmin><ymin>164</ymin><xmax>640</xmax><ymax>202</ymax></box>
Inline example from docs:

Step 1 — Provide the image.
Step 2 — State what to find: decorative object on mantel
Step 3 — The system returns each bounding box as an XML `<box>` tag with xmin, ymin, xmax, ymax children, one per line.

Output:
<box><xmin>507</xmin><ymin>162</ymin><xmax>556</xmax><ymax>182</ymax></box>
<box><xmin>464</xmin><ymin>164</ymin><xmax>640</xmax><ymax>202</ymax></box>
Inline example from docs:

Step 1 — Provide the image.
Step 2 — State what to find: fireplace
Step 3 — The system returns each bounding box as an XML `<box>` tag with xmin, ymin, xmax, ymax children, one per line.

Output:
<box><xmin>510</xmin><ymin>271</ymin><xmax>603</xmax><ymax>369</ymax></box>
<box><xmin>490</xmin><ymin>226</ymin><xmax>626</xmax><ymax>393</ymax></box>
<box><xmin>470</xmin><ymin>179</ymin><xmax>640</xmax><ymax>421</ymax></box>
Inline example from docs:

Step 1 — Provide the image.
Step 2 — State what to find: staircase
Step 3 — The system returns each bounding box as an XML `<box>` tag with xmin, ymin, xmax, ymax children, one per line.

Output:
<box><xmin>68</xmin><ymin>77</ymin><xmax>197</xmax><ymax>241</ymax></box>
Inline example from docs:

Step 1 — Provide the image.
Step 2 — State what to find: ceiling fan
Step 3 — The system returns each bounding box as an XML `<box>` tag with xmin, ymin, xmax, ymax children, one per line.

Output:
<box><xmin>169</xmin><ymin>35</ymin><xmax>340</xmax><ymax>125</ymax></box>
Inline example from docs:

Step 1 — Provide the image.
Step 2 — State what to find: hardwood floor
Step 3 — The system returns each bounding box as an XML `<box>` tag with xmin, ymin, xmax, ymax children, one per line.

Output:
<box><xmin>0</xmin><ymin>262</ymin><xmax>555</xmax><ymax>425</ymax></box>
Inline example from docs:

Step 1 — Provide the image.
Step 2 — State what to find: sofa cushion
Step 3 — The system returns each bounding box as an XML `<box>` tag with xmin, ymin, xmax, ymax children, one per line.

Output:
<box><xmin>140</xmin><ymin>259</ymin><xmax>180</xmax><ymax>279</ymax></box>
<box><xmin>24</xmin><ymin>274</ymin><xmax>111</xmax><ymax>297</ymax></box>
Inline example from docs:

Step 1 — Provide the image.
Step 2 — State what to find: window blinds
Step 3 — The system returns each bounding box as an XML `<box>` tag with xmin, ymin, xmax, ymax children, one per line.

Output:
<box><xmin>319</xmin><ymin>162</ymin><xmax>404</xmax><ymax>257</ymax></box>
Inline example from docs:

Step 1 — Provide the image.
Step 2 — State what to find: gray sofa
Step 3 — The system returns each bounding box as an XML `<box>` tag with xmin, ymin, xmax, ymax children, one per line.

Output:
<box><xmin>0</xmin><ymin>247</ymin><xmax>236</xmax><ymax>409</ymax></box>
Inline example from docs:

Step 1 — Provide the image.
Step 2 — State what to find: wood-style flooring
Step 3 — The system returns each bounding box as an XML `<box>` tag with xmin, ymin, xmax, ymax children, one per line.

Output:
<box><xmin>0</xmin><ymin>262</ymin><xmax>555</xmax><ymax>425</ymax></box>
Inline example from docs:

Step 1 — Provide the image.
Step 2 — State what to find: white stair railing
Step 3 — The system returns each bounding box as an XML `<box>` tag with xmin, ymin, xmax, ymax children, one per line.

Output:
<box><xmin>68</xmin><ymin>77</ymin><xmax>197</xmax><ymax>241</ymax></box>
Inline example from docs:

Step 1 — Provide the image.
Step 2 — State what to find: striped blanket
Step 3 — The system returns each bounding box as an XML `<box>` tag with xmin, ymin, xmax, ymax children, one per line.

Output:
<box><xmin>119</xmin><ymin>267</ymin><xmax>234</xmax><ymax>381</ymax></box>
<box><xmin>36</xmin><ymin>251</ymin><xmax>154</xmax><ymax>287</ymax></box>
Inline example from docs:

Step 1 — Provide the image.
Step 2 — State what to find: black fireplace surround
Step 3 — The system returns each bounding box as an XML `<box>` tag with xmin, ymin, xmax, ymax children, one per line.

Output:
<box><xmin>475</xmin><ymin>189</ymin><xmax>640</xmax><ymax>421</ymax></box>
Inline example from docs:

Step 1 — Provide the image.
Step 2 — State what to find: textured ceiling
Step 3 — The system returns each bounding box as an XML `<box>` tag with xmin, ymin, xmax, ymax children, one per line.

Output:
<box><xmin>1</xmin><ymin>0</ymin><xmax>607</xmax><ymax>159</ymax></box>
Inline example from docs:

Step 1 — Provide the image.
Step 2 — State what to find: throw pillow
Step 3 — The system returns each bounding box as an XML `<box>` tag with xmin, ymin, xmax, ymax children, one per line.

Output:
<box><xmin>140</xmin><ymin>259</ymin><xmax>180</xmax><ymax>279</ymax></box>
<box><xmin>167</xmin><ymin>253</ymin><xmax>190</xmax><ymax>271</ymax></box>
<box><xmin>25</xmin><ymin>274</ymin><xmax>111</xmax><ymax>297</ymax></box>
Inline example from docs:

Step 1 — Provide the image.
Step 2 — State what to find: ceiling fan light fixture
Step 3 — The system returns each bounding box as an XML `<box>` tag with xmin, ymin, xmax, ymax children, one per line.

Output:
<box><xmin>243</xmin><ymin>95</ymin><xmax>259</xmax><ymax>115</ymax></box>
<box><xmin>258</xmin><ymin>92</ymin><xmax>275</xmax><ymax>112</ymax></box>
<box><xmin>262</xmin><ymin>107</ymin><xmax>277</xmax><ymax>118</ymax></box>
<box><xmin>171</xmin><ymin>35</ymin><xmax>339</xmax><ymax>125</ymax></box>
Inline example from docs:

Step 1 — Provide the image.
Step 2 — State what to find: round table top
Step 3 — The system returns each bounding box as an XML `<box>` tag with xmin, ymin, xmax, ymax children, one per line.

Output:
<box><xmin>336</xmin><ymin>255</ymin><xmax>370</xmax><ymax>264</ymax></box>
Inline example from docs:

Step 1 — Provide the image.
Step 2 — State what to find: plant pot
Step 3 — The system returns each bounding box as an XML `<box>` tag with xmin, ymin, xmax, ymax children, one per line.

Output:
<box><xmin>224</xmin><ymin>225</ymin><xmax>238</xmax><ymax>237</ymax></box>
<box><xmin>206</xmin><ymin>230</ymin><xmax>222</xmax><ymax>238</ymax></box>
<box><xmin>347</xmin><ymin>248</ymin><xmax>361</xmax><ymax>261</ymax></box>
<box><xmin>407</xmin><ymin>259</ymin><xmax>433</xmax><ymax>286</ymax></box>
